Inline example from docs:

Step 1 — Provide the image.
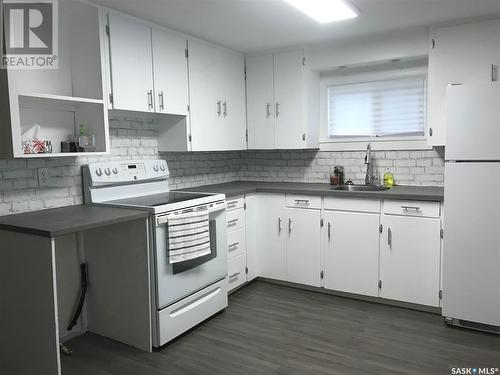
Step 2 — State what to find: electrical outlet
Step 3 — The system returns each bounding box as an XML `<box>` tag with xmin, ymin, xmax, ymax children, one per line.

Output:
<box><xmin>38</xmin><ymin>168</ymin><xmax>49</xmax><ymax>187</ymax></box>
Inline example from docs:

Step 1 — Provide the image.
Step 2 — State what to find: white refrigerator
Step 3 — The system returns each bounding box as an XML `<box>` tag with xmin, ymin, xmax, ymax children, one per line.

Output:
<box><xmin>443</xmin><ymin>83</ymin><xmax>500</xmax><ymax>332</ymax></box>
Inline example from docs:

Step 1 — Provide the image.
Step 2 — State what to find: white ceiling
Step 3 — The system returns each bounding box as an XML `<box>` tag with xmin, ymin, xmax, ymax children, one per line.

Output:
<box><xmin>92</xmin><ymin>0</ymin><xmax>500</xmax><ymax>53</ymax></box>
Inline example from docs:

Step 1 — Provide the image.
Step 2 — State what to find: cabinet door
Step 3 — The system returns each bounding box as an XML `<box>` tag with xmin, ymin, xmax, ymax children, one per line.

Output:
<box><xmin>152</xmin><ymin>29</ymin><xmax>188</xmax><ymax>116</ymax></box>
<box><xmin>246</xmin><ymin>54</ymin><xmax>275</xmax><ymax>149</ymax></box>
<box><xmin>322</xmin><ymin>211</ymin><xmax>380</xmax><ymax>297</ymax></box>
<box><xmin>245</xmin><ymin>194</ymin><xmax>258</xmax><ymax>282</ymax></box>
<box><xmin>187</xmin><ymin>39</ymin><xmax>223</xmax><ymax>151</ymax></box>
<box><xmin>274</xmin><ymin>50</ymin><xmax>306</xmax><ymax>149</ymax></box>
<box><xmin>428</xmin><ymin>20</ymin><xmax>500</xmax><ymax>146</ymax></box>
<box><xmin>286</xmin><ymin>208</ymin><xmax>321</xmax><ymax>287</ymax></box>
<box><xmin>256</xmin><ymin>194</ymin><xmax>287</xmax><ymax>281</ymax></box>
<box><xmin>220</xmin><ymin>51</ymin><xmax>246</xmax><ymax>150</ymax></box>
<box><xmin>107</xmin><ymin>13</ymin><xmax>154</xmax><ymax>112</ymax></box>
<box><xmin>380</xmin><ymin>215</ymin><xmax>441</xmax><ymax>307</ymax></box>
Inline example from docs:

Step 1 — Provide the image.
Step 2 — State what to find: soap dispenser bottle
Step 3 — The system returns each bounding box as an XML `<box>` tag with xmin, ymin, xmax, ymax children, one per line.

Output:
<box><xmin>383</xmin><ymin>168</ymin><xmax>394</xmax><ymax>187</ymax></box>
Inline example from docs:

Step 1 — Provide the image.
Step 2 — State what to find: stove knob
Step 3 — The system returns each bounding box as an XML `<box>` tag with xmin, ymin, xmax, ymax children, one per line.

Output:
<box><xmin>105</xmin><ymin>168</ymin><xmax>111</xmax><ymax>176</ymax></box>
<box><xmin>96</xmin><ymin>168</ymin><xmax>103</xmax><ymax>176</ymax></box>
<box><xmin>153</xmin><ymin>165</ymin><xmax>159</xmax><ymax>172</ymax></box>
<box><xmin>160</xmin><ymin>164</ymin><xmax>166</xmax><ymax>171</ymax></box>
<box><xmin>112</xmin><ymin>168</ymin><xmax>118</xmax><ymax>175</ymax></box>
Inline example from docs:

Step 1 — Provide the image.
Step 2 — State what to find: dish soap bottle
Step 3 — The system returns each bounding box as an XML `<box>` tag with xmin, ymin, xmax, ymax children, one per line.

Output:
<box><xmin>383</xmin><ymin>168</ymin><xmax>394</xmax><ymax>187</ymax></box>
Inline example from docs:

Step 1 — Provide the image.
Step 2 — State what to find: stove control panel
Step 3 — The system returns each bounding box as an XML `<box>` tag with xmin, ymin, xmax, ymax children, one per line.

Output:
<box><xmin>86</xmin><ymin>159</ymin><xmax>169</xmax><ymax>185</ymax></box>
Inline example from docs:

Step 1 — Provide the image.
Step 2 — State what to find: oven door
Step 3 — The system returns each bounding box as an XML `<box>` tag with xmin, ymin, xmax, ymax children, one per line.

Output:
<box><xmin>154</xmin><ymin>201</ymin><xmax>227</xmax><ymax>309</ymax></box>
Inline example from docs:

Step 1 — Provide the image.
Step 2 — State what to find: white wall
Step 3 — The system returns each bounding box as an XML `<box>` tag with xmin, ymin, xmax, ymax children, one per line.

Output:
<box><xmin>307</xmin><ymin>26</ymin><xmax>430</xmax><ymax>72</ymax></box>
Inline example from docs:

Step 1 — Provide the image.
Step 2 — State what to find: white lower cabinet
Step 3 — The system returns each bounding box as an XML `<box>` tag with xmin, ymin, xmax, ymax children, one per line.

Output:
<box><xmin>321</xmin><ymin>209</ymin><xmax>380</xmax><ymax>297</ymax></box>
<box><xmin>379</xmin><ymin>202</ymin><xmax>442</xmax><ymax>307</ymax></box>
<box><xmin>228</xmin><ymin>192</ymin><xmax>442</xmax><ymax>308</ymax></box>
<box><xmin>256</xmin><ymin>194</ymin><xmax>287</xmax><ymax>281</ymax></box>
<box><xmin>225</xmin><ymin>195</ymin><xmax>258</xmax><ymax>293</ymax></box>
<box><xmin>286</xmin><ymin>207</ymin><xmax>321</xmax><ymax>287</ymax></box>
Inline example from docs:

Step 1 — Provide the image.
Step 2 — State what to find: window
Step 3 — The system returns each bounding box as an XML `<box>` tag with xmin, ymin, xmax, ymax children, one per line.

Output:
<box><xmin>327</xmin><ymin>77</ymin><xmax>426</xmax><ymax>139</ymax></box>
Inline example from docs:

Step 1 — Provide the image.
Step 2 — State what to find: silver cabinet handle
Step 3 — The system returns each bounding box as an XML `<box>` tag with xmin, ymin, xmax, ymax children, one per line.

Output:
<box><xmin>278</xmin><ymin>217</ymin><xmax>282</xmax><ymax>233</ymax></box>
<box><xmin>229</xmin><ymin>272</ymin><xmax>240</xmax><ymax>279</ymax></box>
<box><xmin>328</xmin><ymin>222</ymin><xmax>331</xmax><ymax>241</ymax></box>
<box><xmin>492</xmin><ymin>64</ymin><xmax>498</xmax><ymax>82</ymax></box>
<box><xmin>276</xmin><ymin>101</ymin><xmax>280</xmax><ymax>118</ymax></box>
<box><xmin>228</xmin><ymin>218</ymin><xmax>238</xmax><ymax>224</ymax></box>
<box><xmin>388</xmin><ymin>227</ymin><xmax>392</xmax><ymax>247</ymax></box>
<box><xmin>159</xmin><ymin>91</ymin><xmax>165</xmax><ymax>111</ymax></box>
<box><xmin>147</xmin><ymin>90</ymin><xmax>154</xmax><ymax>109</ymax></box>
<box><xmin>217</xmin><ymin>100</ymin><xmax>222</xmax><ymax>116</ymax></box>
<box><xmin>288</xmin><ymin>218</ymin><xmax>292</xmax><ymax>234</ymax></box>
<box><xmin>227</xmin><ymin>201</ymin><xmax>238</xmax><ymax>209</ymax></box>
<box><xmin>295</xmin><ymin>199</ymin><xmax>309</xmax><ymax>206</ymax></box>
<box><xmin>223</xmin><ymin>101</ymin><xmax>227</xmax><ymax>117</ymax></box>
<box><xmin>266</xmin><ymin>102</ymin><xmax>271</xmax><ymax>118</ymax></box>
<box><xmin>228</xmin><ymin>242</ymin><xmax>239</xmax><ymax>249</ymax></box>
<box><xmin>401</xmin><ymin>206</ymin><xmax>421</xmax><ymax>212</ymax></box>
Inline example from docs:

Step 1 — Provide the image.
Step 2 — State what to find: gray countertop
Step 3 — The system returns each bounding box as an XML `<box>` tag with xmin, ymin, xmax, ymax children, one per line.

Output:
<box><xmin>0</xmin><ymin>205</ymin><xmax>150</xmax><ymax>238</ymax></box>
<box><xmin>178</xmin><ymin>181</ymin><xmax>444</xmax><ymax>201</ymax></box>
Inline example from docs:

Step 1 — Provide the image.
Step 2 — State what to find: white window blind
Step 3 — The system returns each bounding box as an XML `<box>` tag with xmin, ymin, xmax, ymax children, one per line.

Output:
<box><xmin>327</xmin><ymin>77</ymin><xmax>426</xmax><ymax>138</ymax></box>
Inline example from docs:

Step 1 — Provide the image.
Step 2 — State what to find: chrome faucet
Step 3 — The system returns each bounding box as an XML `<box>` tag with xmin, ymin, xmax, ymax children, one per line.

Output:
<box><xmin>364</xmin><ymin>143</ymin><xmax>373</xmax><ymax>185</ymax></box>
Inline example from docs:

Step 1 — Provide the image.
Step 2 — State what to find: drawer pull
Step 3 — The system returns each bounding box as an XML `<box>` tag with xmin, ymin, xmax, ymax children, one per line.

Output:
<box><xmin>401</xmin><ymin>206</ymin><xmax>421</xmax><ymax>212</ymax></box>
<box><xmin>227</xmin><ymin>219</ymin><xmax>239</xmax><ymax>225</ymax></box>
<box><xmin>229</xmin><ymin>272</ymin><xmax>240</xmax><ymax>279</ymax></box>
<box><xmin>228</xmin><ymin>242</ymin><xmax>239</xmax><ymax>249</ymax></box>
<box><xmin>227</xmin><ymin>201</ymin><xmax>239</xmax><ymax>209</ymax></box>
<box><xmin>295</xmin><ymin>199</ymin><xmax>310</xmax><ymax>206</ymax></box>
<box><xmin>388</xmin><ymin>227</ymin><xmax>392</xmax><ymax>247</ymax></box>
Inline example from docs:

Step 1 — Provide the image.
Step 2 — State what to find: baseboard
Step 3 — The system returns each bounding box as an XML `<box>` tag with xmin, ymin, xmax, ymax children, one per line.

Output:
<box><xmin>256</xmin><ymin>277</ymin><xmax>442</xmax><ymax>315</ymax></box>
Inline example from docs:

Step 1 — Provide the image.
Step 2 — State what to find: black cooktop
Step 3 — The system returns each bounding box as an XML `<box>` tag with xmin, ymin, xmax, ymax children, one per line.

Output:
<box><xmin>108</xmin><ymin>191</ymin><xmax>214</xmax><ymax>207</ymax></box>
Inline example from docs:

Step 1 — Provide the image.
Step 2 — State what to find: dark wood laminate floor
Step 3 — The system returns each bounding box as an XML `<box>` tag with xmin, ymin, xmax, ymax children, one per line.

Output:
<box><xmin>62</xmin><ymin>281</ymin><xmax>500</xmax><ymax>375</ymax></box>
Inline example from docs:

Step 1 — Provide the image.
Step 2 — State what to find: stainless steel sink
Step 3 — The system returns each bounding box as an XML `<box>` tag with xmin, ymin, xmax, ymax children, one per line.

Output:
<box><xmin>332</xmin><ymin>185</ymin><xmax>392</xmax><ymax>192</ymax></box>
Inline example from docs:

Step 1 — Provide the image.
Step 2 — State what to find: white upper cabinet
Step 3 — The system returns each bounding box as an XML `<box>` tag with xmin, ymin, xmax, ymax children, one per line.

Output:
<box><xmin>246</xmin><ymin>49</ymin><xmax>320</xmax><ymax>150</ymax></box>
<box><xmin>220</xmin><ymin>51</ymin><xmax>247</xmax><ymax>150</ymax></box>
<box><xmin>107</xmin><ymin>12</ymin><xmax>155</xmax><ymax>112</ymax></box>
<box><xmin>246</xmin><ymin>54</ymin><xmax>275</xmax><ymax>149</ymax></box>
<box><xmin>107</xmin><ymin>12</ymin><xmax>188</xmax><ymax>115</ymax></box>
<box><xmin>152</xmin><ymin>29</ymin><xmax>189</xmax><ymax>116</ymax></box>
<box><xmin>427</xmin><ymin>20</ymin><xmax>500</xmax><ymax>146</ymax></box>
<box><xmin>188</xmin><ymin>39</ymin><xmax>246</xmax><ymax>151</ymax></box>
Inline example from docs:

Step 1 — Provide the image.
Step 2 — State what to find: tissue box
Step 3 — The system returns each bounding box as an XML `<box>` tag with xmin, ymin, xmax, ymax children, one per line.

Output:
<box><xmin>22</xmin><ymin>140</ymin><xmax>52</xmax><ymax>154</ymax></box>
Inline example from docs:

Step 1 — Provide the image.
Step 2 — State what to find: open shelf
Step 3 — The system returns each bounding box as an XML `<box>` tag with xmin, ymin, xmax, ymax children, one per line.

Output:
<box><xmin>18</xmin><ymin>93</ymin><xmax>104</xmax><ymax>105</ymax></box>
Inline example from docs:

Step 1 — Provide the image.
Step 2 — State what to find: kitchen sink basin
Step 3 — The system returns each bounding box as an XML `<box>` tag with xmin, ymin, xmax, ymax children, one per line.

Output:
<box><xmin>332</xmin><ymin>185</ymin><xmax>392</xmax><ymax>192</ymax></box>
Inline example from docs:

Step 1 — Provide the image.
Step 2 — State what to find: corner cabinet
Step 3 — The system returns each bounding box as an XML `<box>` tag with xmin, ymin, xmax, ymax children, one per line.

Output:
<box><xmin>427</xmin><ymin>19</ymin><xmax>500</xmax><ymax>146</ymax></box>
<box><xmin>0</xmin><ymin>0</ymin><xmax>109</xmax><ymax>158</ymax></box>
<box><xmin>246</xmin><ymin>50</ymin><xmax>320</xmax><ymax>150</ymax></box>
<box><xmin>188</xmin><ymin>39</ymin><xmax>246</xmax><ymax>151</ymax></box>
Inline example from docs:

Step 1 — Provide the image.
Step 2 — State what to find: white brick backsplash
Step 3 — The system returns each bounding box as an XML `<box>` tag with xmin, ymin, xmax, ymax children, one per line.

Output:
<box><xmin>0</xmin><ymin>115</ymin><xmax>444</xmax><ymax>216</ymax></box>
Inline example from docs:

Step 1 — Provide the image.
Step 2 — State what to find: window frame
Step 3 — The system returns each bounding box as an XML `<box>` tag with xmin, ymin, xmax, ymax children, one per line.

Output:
<box><xmin>319</xmin><ymin>64</ymin><xmax>430</xmax><ymax>151</ymax></box>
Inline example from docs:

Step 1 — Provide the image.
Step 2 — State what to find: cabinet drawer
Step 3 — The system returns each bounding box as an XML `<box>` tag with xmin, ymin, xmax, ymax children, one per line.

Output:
<box><xmin>227</xmin><ymin>227</ymin><xmax>246</xmax><ymax>259</ymax></box>
<box><xmin>156</xmin><ymin>279</ymin><xmax>227</xmax><ymax>346</ymax></box>
<box><xmin>226</xmin><ymin>197</ymin><xmax>244</xmax><ymax>211</ymax></box>
<box><xmin>324</xmin><ymin>197</ymin><xmax>380</xmax><ymax>213</ymax></box>
<box><xmin>228</xmin><ymin>255</ymin><xmax>246</xmax><ymax>292</ymax></box>
<box><xmin>226</xmin><ymin>208</ymin><xmax>245</xmax><ymax>231</ymax></box>
<box><xmin>383</xmin><ymin>200</ymin><xmax>440</xmax><ymax>218</ymax></box>
<box><xmin>286</xmin><ymin>194</ymin><xmax>321</xmax><ymax>209</ymax></box>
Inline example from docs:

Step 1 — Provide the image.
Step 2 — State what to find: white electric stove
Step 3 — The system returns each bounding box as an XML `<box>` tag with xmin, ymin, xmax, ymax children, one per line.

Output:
<box><xmin>83</xmin><ymin>159</ymin><xmax>228</xmax><ymax>347</ymax></box>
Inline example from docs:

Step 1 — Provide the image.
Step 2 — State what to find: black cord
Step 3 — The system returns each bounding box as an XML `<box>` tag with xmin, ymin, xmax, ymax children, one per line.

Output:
<box><xmin>67</xmin><ymin>263</ymin><xmax>88</xmax><ymax>331</ymax></box>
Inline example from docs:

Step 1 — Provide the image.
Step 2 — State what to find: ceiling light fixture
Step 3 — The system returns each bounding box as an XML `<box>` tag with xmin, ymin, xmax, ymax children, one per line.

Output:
<box><xmin>284</xmin><ymin>0</ymin><xmax>358</xmax><ymax>24</ymax></box>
